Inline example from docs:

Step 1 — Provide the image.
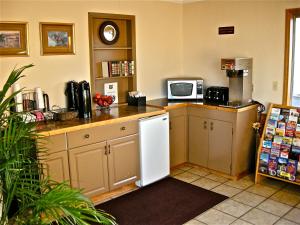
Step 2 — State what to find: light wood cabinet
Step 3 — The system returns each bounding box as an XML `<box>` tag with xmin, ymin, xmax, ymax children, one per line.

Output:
<box><xmin>188</xmin><ymin>106</ymin><xmax>257</xmax><ymax>176</ymax></box>
<box><xmin>168</xmin><ymin>107</ymin><xmax>187</xmax><ymax>167</ymax></box>
<box><xmin>188</xmin><ymin>116</ymin><xmax>209</xmax><ymax>167</ymax></box>
<box><xmin>40</xmin><ymin>133</ymin><xmax>70</xmax><ymax>183</ymax></box>
<box><xmin>69</xmin><ymin>134</ymin><xmax>139</xmax><ymax>197</ymax></box>
<box><xmin>189</xmin><ymin>115</ymin><xmax>233</xmax><ymax>174</ymax></box>
<box><xmin>44</xmin><ymin>151</ymin><xmax>70</xmax><ymax>184</ymax></box>
<box><xmin>68</xmin><ymin>141</ymin><xmax>109</xmax><ymax>197</ymax></box>
<box><xmin>67</xmin><ymin>121</ymin><xmax>139</xmax><ymax>197</ymax></box>
<box><xmin>40</xmin><ymin>120</ymin><xmax>140</xmax><ymax>198</ymax></box>
<box><xmin>207</xmin><ymin>119</ymin><xmax>233</xmax><ymax>174</ymax></box>
<box><xmin>108</xmin><ymin>134</ymin><xmax>139</xmax><ymax>190</ymax></box>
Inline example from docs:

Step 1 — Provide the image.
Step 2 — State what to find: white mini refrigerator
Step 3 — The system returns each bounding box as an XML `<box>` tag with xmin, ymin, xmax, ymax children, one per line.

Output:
<box><xmin>137</xmin><ymin>113</ymin><xmax>170</xmax><ymax>187</ymax></box>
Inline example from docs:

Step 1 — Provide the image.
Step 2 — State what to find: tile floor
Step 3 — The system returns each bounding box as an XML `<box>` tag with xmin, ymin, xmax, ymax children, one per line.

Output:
<box><xmin>171</xmin><ymin>164</ymin><xmax>300</xmax><ymax>225</ymax></box>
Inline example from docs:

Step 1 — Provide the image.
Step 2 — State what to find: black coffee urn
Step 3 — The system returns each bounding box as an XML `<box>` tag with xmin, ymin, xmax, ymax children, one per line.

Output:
<box><xmin>78</xmin><ymin>80</ymin><xmax>92</xmax><ymax>119</ymax></box>
<box><xmin>65</xmin><ymin>81</ymin><xmax>79</xmax><ymax>111</ymax></box>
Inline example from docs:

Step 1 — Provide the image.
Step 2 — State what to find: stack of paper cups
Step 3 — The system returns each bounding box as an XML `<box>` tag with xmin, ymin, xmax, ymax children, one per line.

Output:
<box><xmin>35</xmin><ymin>87</ymin><xmax>45</xmax><ymax>110</ymax></box>
<box><xmin>12</xmin><ymin>83</ymin><xmax>23</xmax><ymax>112</ymax></box>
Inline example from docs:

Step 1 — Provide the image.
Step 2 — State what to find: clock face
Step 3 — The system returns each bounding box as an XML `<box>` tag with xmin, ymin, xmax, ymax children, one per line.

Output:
<box><xmin>99</xmin><ymin>21</ymin><xmax>119</xmax><ymax>45</ymax></box>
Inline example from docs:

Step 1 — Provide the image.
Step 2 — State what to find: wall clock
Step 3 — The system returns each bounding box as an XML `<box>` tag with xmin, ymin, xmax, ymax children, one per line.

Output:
<box><xmin>99</xmin><ymin>21</ymin><xmax>119</xmax><ymax>45</ymax></box>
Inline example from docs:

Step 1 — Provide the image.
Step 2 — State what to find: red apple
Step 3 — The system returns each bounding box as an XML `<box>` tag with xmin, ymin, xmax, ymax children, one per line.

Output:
<box><xmin>95</xmin><ymin>93</ymin><xmax>101</xmax><ymax>99</ymax></box>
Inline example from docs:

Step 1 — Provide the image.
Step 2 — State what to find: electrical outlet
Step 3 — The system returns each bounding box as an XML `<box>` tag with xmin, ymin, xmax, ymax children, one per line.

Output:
<box><xmin>272</xmin><ymin>81</ymin><xmax>278</xmax><ymax>91</ymax></box>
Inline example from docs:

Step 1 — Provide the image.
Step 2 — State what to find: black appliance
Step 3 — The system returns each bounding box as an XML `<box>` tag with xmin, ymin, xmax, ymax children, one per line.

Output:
<box><xmin>43</xmin><ymin>93</ymin><xmax>50</xmax><ymax>112</ymax></box>
<box><xmin>204</xmin><ymin>86</ymin><xmax>229</xmax><ymax>105</ymax></box>
<box><xmin>77</xmin><ymin>81</ymin><xmax>92</xmax><ymax>119</ymax></box>
<box><xmin>65</xmin><ymin>81</ymin><xmax>79</xmax><ymax>111</ymax></box>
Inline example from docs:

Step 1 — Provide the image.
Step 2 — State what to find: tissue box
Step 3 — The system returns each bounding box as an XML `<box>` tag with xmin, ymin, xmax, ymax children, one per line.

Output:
<box><xmin>127</xmin><ymin>96</ymin><xmax>146</xmax><ymax>106</ymax></box>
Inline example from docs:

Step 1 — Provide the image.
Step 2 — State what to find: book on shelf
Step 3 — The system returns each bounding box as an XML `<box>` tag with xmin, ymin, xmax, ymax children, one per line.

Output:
<box><xmin>101</xmin><ymin>61</ymin><xmax>109</xmax><ymax>78</ymax></box>
<box><xmin>100</xmin><ymin>60</ymin><xmax>135</xmax><ymax>78</ymax></box>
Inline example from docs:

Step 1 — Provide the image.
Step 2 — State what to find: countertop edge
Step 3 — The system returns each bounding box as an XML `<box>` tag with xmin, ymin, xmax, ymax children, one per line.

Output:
<box><xmin>146</xmin><ymin>99</ymin><xmax>258</xmax><ymax>112</ymax></box>
<box><xmin>38</xmin><ymin>109</ymin><xmax>166</xmax><ymax>136</ymax></box>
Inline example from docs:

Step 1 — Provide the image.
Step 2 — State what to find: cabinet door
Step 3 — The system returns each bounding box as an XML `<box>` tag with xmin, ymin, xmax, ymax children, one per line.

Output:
<box><xmin>188</xmin><ymin>116</ymin><xmax>209</xmax><ymax>167</ymax></box>
<box><xmin>170</xmin><ymin>115</ymin><xmax>187</xmax><ymax>167</ymax></box>
<box><xmin>69</xmin><ymin>141</ymin><xmax>109</xmax><ymax>197</ymax></box>
<box><xmin>44</xmin><ymin>151</ymin><xmax>70</xmax><ymax>184</ymax></box>
<box><xmin>107</xmin><ymin>134</ymin><xmax>139</xmax><ymax>190</ymax></box>
<box><xmin>208</xmin><ymin>119</ymin><xmax>233</xmax><ymax>174</ymax></box>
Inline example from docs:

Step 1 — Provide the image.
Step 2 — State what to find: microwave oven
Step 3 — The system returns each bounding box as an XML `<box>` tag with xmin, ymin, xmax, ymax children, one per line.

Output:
<box><xmin>167</xmin><ymin>78</ymin><xmax>204</xmax><ymax>100</ymax></box>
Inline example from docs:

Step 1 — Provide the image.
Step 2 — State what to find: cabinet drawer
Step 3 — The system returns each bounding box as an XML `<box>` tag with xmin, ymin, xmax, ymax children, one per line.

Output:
<box><xmin>67</xmin><ymin>120</ymin><xmax>138</xmax><ymax>149</ymax></box>
<box><xmin>168</xmin><ymin>107</ymin><xmax>187</xmax><ymax>118</ymax></box>
<box><xmin>104</xmin><ymin>120</ymin><xmax>138</xmax><ymax>140</ymax></box>
<box><xmin>39</xmin><ymin>133</ymin><xmax>67</xmax><ymax>154</ymax></box>
<box><xmin>67</xmin><ymin>126</ymin><xmax>107</xmax><ymax>149</ymax></box>
<box><xmin>188</xmin><ymin>106</ymin><xmax>235</xmax><ymax>123</ymax></box>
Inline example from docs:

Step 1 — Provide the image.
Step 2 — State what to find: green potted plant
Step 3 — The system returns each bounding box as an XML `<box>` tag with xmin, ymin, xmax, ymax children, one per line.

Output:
<box><xmin>0</xmin><ymin>64</ymin><xmax>116</xmax><ymax>225</ymax></box>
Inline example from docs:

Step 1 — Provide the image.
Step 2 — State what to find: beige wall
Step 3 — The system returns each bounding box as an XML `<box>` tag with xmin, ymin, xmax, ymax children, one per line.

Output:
<box><xmin>1</xmin><ymin>0</ymin><xmax>300</xmax><ymax>108</ymax></box>
<box><xmin>0</xmin><ymin>0</ymin><xmax>183</xmax><ymax>107</ymax></box>
<box><xmin>182</xmin><ymin>0</ymin><xmax>300</xmax><ymax>107</ymax></box>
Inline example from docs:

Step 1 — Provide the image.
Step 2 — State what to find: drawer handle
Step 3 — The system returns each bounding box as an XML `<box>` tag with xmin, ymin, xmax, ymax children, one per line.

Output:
<box><xmin>204</xmin><ymin>121</ymin><xmax>207</xmax><ymax>129</ymax></box>
<box><xmin>84</xmin><ymin>134</ymin><xmax>90</xmax><ymax>139</ymax></box>
<box><xmin>210</xmin><ymin>122</ymin><xmax>213</xmax><ymax>131</ymax></box>
<box><xmin>121</xmin><ymin>126</ymin><xmax>126</xmax><ymax>131</ymax></box>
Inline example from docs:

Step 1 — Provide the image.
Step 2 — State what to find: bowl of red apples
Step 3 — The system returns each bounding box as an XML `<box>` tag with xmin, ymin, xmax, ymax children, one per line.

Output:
<box><xmin>93</xmin><ymin>93</ymin><xmax>115</xmax><ymax>110</ymax></box>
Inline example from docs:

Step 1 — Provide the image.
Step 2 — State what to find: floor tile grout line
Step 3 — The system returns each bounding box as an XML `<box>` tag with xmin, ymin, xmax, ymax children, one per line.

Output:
<box><xmin>213</xmin><ymin>206</ymin><xmax>241</xmax><ymax>220</ymax></box>
<box><xmin>216</xmin><ymin>199</ymin><xmax>256</xmax><ymax>221</ymax></box>
<box><xmin>229</xmin><ymin>218</ymin><xmax>255</xmax><ymax>225</ymax></box>
<box><xmin>277</xmin><ymin>206</ymin><xmax>300</xmax><ymax>225</ymax></box>
<box><xmin>175</xmin><ymin>166</ymin><xmax>300</xmax><ymax>225</ymax></box>
<box><xmin>244</xmin><ymin>186</ymin><xmax>279</xmax><ymax>199</ymax></box>
<box><xmin>228</xmin><ymin>198</ymin><xmax>257</xmax><ymax>209</ymax></box>
<box><xmin>253</xmin><ymin>204</ymin><xmax>285</xmax><ymax>219</ymax></box>
<box><xmin>253</xmin><ymin>196</ymin><xmax>295</xmax><ymax>218</ymax></box>
<box><xmin>192</xmin><ymin>217</ymin><xmax>208</xmax><ymax>225</ymax></box>
<box><xmin>211</xmin><ymin>183</ymin><xmax>246</xmax><ymax>198</ymax></box>
<box><xmin>229</xmin><ymin>217</ymin><xmax>240</xmax><ymax>225</ymax></box>
<box><xmin>230</xmin><ymin>190</ymin><xmax>267</xmax><ymax>208</ymax></box>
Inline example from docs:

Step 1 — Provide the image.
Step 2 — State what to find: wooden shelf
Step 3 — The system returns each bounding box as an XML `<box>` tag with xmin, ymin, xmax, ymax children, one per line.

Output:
<box><xmin>258</xmin><ymin>172</ymin><xmax>300</xmax><ymax>186</ymax></box>
<box><xmin>255</xmin><ymin>103</ymin><xmax>300</xmax><ymax>186</ymax></box>
<box><xmin>93</xmin><ymin>47</ymin><xmax>132</xmax><ymax>50</ymax></box>
<box><xmin>95</xmin><ymin>76</ymin><xmax>135</xmax><ymax>80</ymax></box>
<box><xmin>88</xmin><ymin>13</ymin><xmax>137</xmax><ymax>104</ymax></box>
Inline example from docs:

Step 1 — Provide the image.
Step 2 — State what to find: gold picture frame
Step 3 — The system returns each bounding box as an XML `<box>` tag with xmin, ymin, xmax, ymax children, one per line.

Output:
<box><xmin>40</xmin><ymin>22</ymin><xmax>75</xmax><ymax>55</ymax></box>
<box><xmin>0</xmin><ymin>22</ymin><xmax>29</xmax><ymax>56</ymax></box>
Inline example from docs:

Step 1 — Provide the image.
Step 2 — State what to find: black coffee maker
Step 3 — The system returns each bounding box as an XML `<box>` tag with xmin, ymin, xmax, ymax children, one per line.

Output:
<box><xmin>65</xmin><ymin>81</ymin><xmax>79</xmax><ymax>111</ymax></box>
<box><xmin>78</xmin><ymin>81</ymin><xmax>92</xmax><ymax>119</ymax></box>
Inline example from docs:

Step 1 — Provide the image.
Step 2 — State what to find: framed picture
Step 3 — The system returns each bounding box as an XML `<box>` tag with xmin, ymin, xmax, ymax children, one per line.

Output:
<box><xmin>0</xmin><ymin>22</ymin><xmax>29</xmax><ymax>56</ymax></box>
<box><xmin>40</xmin><ymin>22</ymin><xmax>75</xmax><ymax>55</ymax></box>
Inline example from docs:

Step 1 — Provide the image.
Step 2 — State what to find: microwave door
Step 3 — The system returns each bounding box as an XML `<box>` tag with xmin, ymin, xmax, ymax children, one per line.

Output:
<box><xmin>168</xmin><ymin>81</ymin><xmax>197</xmax><ymax>99</ymax></box>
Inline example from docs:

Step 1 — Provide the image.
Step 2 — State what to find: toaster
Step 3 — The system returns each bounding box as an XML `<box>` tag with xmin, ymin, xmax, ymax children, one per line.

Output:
<box><xmin>204</xmin><ymin>86</ymin><xmax>229</xmax><ymax>105</ymax></box>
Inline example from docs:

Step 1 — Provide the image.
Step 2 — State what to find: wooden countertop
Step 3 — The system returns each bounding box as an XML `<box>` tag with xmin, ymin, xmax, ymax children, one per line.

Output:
<box><xmin>146</xmin><ymin>98</ymin><xmax>258</xmax><ymax>113</ymax></box>
<box><xmin>36</xmin><ymin>105</ymin><xmax>166</xmax><ymax>136</ymax></box>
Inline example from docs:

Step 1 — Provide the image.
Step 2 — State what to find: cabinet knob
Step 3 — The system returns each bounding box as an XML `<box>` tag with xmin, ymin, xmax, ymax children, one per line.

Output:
<box><xmin>84</xmin><ymin>134</ymin><xmax>90</xmax><ymax>139</ymax></box>
<box><xmin>210</xmin><ymin>122</ymin><xmax>213</xmax><ymax>131</ymax></box>
<box><xmin>204</xmin><ymin>121</ymin><xmax>207</xmax><ymax>129</ymax></box>
<box><xmin>121</xmin><ymin>126</ymin><xmax>126</xmax><ymax>131</ymax></box>
<box><xmin>105</xmin><ymin>145</ymin><xmax>108</xmax><ymax>155</ymax></box>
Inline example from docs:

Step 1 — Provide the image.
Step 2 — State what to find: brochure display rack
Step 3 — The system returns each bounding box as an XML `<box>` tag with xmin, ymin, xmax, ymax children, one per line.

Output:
<box><xmin>255</xmin><ymin>104</ymin><xmax>300</xmax><ymax>185</ymax></box>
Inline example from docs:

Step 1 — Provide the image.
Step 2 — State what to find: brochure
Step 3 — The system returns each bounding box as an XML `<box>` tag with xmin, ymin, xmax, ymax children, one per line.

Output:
<box><xmin>259</xmin><ymin>153</ymin><xmax>269</xmax><ymax>174</ymax></box>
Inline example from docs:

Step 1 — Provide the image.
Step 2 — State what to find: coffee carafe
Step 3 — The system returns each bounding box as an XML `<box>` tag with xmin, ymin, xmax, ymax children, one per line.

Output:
<box><xmin>78</xmin><ymin>81</ymin><xmax>92</xmax><ymax>119</ymax></box>
<box><xmin>65</xmin><ymin>81</ymin><xmax>79</xmax><ymax>111</ymax></box>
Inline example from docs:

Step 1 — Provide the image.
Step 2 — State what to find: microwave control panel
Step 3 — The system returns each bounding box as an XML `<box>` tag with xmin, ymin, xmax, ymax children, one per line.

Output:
<box><xmin>196</xmin><ymin>80</ymin><xmax>204</xmax><ymax>99</ymax></box>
